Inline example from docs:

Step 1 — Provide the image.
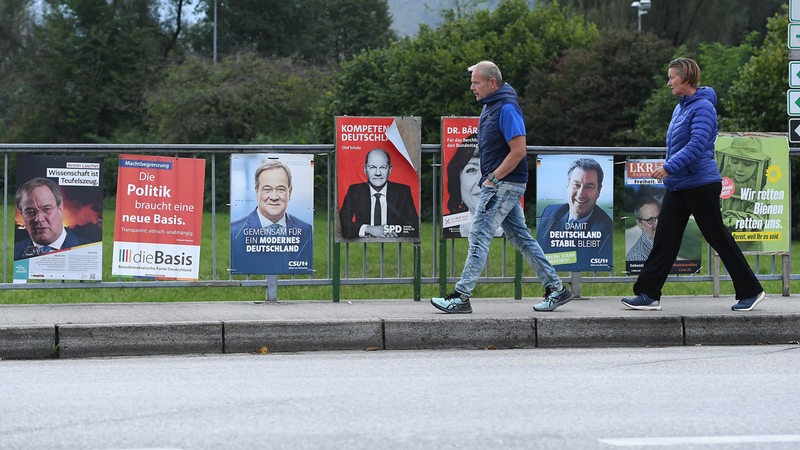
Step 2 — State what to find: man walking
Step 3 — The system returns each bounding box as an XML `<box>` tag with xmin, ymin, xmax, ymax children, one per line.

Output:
<box><xmin>431</xmin><ymin>61</ymin><xmax>572</xmax><ymax>313</ymax></box>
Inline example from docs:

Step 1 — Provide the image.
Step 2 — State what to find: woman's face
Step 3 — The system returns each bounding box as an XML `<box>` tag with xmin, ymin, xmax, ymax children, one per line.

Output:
<box><xmin>727</xmin><ymin>156</ymin><xmax>758</xmax><ymax>185</ymax></box>
<box><xmin>667</xmin><ymin>67</ymin><xmax>692</xmax><ymax>97</ymax></box>
<box><xmin>460</xmin><ymin>156</ymin><xmax>482</xmax><ymax>211</ymax></box>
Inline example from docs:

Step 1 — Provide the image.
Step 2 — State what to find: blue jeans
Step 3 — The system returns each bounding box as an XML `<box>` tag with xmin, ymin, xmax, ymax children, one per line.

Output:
<box><xmin>455</xmin><ymin>181</ymin><xmax>562</xmax><ymax>297</ymax></box>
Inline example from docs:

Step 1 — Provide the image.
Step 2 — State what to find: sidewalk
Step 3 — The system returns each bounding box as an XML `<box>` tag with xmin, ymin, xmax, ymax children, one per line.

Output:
<box><xmin>1</xmin><ymin>294</ymin><xmax>799</xmax><ymax>359</ymax></box>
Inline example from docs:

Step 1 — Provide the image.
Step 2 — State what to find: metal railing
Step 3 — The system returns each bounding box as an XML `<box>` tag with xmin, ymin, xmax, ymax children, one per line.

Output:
<box><xmin>2</xmin><ymin>143</ymin><xmax>796</xmax><ymax>300</ymax></box>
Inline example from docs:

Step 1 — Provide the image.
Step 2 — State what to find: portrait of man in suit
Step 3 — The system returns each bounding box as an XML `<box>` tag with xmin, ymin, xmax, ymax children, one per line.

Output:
<box><xmin>538</xmin><ymin>157</ymin><xmax>613</xmax><ymax>267</ymax></box>
<box><xmin>339</xmin><ymin>148</ymin><xmax>419</xmax><ymax>239</ymax></box>
<box><xmin>14</xmin><ymin>177</ymin><xmax>91</xmax><ymax>260</ymax></box>
<box><xmin>230</xmin><ymin>160</ymin><xmax>313</xmax><ymax>274</ymax></box>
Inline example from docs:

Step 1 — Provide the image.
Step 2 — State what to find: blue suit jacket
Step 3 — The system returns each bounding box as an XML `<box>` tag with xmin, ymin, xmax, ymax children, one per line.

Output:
<box><xmin>14</xmin><ymin>229</ymin><xmax>91</xmax><ymax>260</ymax></box>
<box><xmin>230</xmin><ymin>209</ymin><xmax>313</xmax><ymax>275</ymax></box>
<box><xmin>537</xmin><ymin>203</ymin><xmax>613</xmax><ymax>270</ymax></box>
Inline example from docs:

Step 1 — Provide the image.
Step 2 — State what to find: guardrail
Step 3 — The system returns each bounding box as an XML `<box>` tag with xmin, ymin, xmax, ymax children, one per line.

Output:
<box><xmin>2</xmin><ymin>143</ymin><xmax>796</xmax><ymax>300</ymax></box>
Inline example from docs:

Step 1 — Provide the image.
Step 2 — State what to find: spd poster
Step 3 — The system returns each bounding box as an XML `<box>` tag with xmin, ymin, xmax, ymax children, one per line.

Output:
<box><xmin>112</xmin><ymin>155</ymin><xmax>206</xmax><ymax>280</ymax></box>
<box><xmin>715</xmin><ymin>135</ymin><xmax>791</xmax><ymax>253</ymax></box>
<box><xmin>335</xmin><ymin>116</ymin><xmax>421</xmax><ymax>243</ymax></box>
<box><xmin>229</xmin><ymin>154</ymin><xmax>314</xmax><ymax>275</ymax></box>
<box><xmin>536</xmin><ymin>154</ymin><xmax>614</xmax><ymax>271</ymax></box>
<box><xmin>13</xmin><ymin>155</ymin><xmax>103</xmax><ymax>282</ymax></box>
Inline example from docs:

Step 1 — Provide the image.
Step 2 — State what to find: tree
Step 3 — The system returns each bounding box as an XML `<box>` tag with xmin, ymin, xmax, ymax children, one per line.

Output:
<box><xmin>321</xmin><ymin>0</ymin><xmax>599</xmax><ymax>144</ymax></box>
<box><xmin>522</xmin><ymin>29</ymin><xmax>675</xmax><ymax>146</ymax></box>
<box><xmin>144</xmin><ymin>53</ymin><xmax>332</xmax><ymax>144</ymax></box>
<box><xmin>188</xmin><ymin>0</ymin><xmax>395</xmax><ymax>63</ymax></box>
<box><xmin>0</xmin><ymin>0</ymin><xmax>169</xmax><ymax>142</ymax></box>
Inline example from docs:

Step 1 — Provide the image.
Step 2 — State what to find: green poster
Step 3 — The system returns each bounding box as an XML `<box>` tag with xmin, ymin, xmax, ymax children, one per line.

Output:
<box><xmin>715</xmin><ymin>135</ymin><xmax>791</xmax><ymax>253</ymax></box>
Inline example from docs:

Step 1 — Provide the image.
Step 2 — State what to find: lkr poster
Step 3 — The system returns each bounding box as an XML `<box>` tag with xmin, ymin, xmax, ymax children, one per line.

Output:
<box><xmin>13</xmin><ymin>155</ymin><xmax>103</xmax><ymax>282</ymax></box>
<box><xmin>336</xmin><ymin>116</ymin><xmax>421</xmax><ymax>243</ymax></box>
<box><xmin>536</xmin><ymin>154</ymin><xmax>614</xmax><ymax>271</ymax></box>
<box><xmin>715</xmin><ymin>134</ymin><xmax>791</xmax><ymax>253</ymax></box>
<box><xmin>112</xmin><ymin>155</ymin><xmax>205</xmax><ymax>280</ymax></box>
<box><xmin>230</xmin><ymin>154</ymin><xmax>314</xmax><ymax>275</ymax></box>
<box><xmin>624</xmin><ymin>159</ymin><xmax>701</xmax><ymax>275</ymax></box>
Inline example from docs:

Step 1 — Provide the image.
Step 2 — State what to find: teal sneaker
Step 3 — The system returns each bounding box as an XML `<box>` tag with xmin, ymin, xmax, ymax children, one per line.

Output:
<box><xmin>533</xmin><ymin>285</ymin><xmax>573</xmax><ymax>312</ymax></box>
<box><xmin>431</xmin><ymin>290</ymin><xmax>472</xmax><ymax>314</ymax></box>
<box><xmin>731</xmin><ymin>291</ymin><xmax>766</xmax><ymax>311</ymax></box>
<box><xmin>621</xmin><ymin>293</ymin><xmax>661</xmax><ymax>311</ymax></box>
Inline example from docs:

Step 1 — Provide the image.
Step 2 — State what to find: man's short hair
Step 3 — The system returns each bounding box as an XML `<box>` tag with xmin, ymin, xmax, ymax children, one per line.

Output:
<box><xmin>365</xmin><ymin>148</ymin><xmax>391</xmax><ymax>166</ymax></box>
<box><xmin>254</xmin><ymin>160</ymin><xmax>293</xmax><ymax>189</ymax></box>
<box><xmin>567</xmin><ymin>158</ymin><xmax>604</xmax><ymax>187</ymax></box>
<box><xmin>468</xmin><ymin>61</ymin><xmax>503</xmax><ymax>84</ymax></box>
<box><xmin>16</xmin><ymin>177</ymin><xmax>63</xmax><ymax>211</ymax></box>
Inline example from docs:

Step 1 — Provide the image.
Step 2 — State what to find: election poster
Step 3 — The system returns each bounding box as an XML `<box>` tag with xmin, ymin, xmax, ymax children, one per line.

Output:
<box><xmin>441</xmin><ymin>116</ymin><xmax>504</xmax><ymax>239</ymax></box>
<box><xmin>335</xmin><ymin>116</ymin><xmax>421</xmax><ymax>243</ymax></box>
<box><xmin>229</xmin><ymin>153</ymin><xmax>314</xmax><ymax>275</ymax></box>
<box><xmin>715</xmin><ymin>134</ymin><xmax>791</xmax><ymax>253</ymax></box>
<box><xmin>13</xmin><ymin>155</ymin><xmax>103</xmax><ymax>282</ymax></box>
<box><xmin>536</xmin><ymin>154</ymin><xmax>614</xmax><ymax>272</ymax></box>
<box><xmin>623</xmin><ymin>159</ymin><xmax>702</xmax><ymax>275</ymax></box>
<box><xmin>112</xmin><ymin>155</ymin><xmax>206</xmax><ymax>280</ymax></box>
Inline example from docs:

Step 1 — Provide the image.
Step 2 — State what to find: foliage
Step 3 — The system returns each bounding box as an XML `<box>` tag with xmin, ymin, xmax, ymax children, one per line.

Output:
<box><xmin>0</xmin><ymin>0</ymin><xmax>168</xmax><ymax>143</ymax></box>
<box><xmin>187</xmin><ymin>0</ymin><xmax>396</xmax><ymax>63</ymax></box>
<box><xmin>631</xmin><ymin>40</ymin><xmax>756</xmax><ymax>146</ymax></box>
<box><xmin>560</xmin><ymin>0</ymin><xmax>785</xmax><ymax>48</ymax></box>
<box><xmin>143</xmin><ymin>53</ymin><xmax>332</xmax><ymax>144</ymax></box>
<box><xmin>522</xmin><ymin>29</ymin><xmax>674</xmax><ymax>146</ymax></box>
<box><xmin>320</xmin><ymin>0</ymin><xmax>599</xmax><ymax>145</ymax></box>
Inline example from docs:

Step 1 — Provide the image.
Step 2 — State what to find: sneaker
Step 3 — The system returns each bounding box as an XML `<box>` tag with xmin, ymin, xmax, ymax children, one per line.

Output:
<box><xmin>621</xmin><ymin>293</ymin><xmax>661</xmax><ymax>311</ymax></box>
<box><xmin>431</xmin><ymin>290</ymin><xmax>472</xmax><ymax>314</ymax></box>
<box><xmin>533</xmin><ymin>285</ymin><xmax>573</xmax><ymax>312</ymax></box>
<box><xmin>731</xmin><ymin>291</ymin><xmax>766</xmax><ymax>311</ymax></box>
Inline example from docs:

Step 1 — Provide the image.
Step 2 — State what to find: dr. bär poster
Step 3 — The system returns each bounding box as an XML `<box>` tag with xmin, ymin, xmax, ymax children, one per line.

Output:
<box><xmin>112</xmin><ymin>154</ymin><xmax>206</xmax><ymax>280</ymax></box>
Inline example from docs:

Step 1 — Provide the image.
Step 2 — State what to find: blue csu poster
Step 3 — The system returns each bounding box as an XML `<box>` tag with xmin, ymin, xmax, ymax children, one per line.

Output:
<box><xmin>536</xmin><ymin>154</ymin><xmax>614</xmax><ymax>272</ymax></box>
<box><xmin>229</xmin><ymin>154</ymin><xmax>314</xmax><ymax>275</ymax></box>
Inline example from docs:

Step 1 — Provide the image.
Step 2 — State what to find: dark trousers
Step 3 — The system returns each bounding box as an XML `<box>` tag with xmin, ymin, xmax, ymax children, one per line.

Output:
<box><xmin>633</xmin><ymin>182</ymin><xmax>762</xmax><ymax>300</ymax></box>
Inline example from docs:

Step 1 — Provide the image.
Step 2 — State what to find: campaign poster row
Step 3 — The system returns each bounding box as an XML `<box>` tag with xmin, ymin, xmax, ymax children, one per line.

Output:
<box><xmin>10</xmin><ymin>120</ymin><xmax>791</xmax><ymax>281</ymax></box>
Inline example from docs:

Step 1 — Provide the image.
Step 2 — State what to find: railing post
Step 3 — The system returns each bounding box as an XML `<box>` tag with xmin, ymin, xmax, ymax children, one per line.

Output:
<box><xmin>514</xmin><ymin>251</ymin><xmax>523</xmax><ymax>299</ymax></box>
<box><xmin>569</xmin><ymin>271</ymin><xmax>581</xmax><ymax>298</ymax></box>
<box><xmin>265</xmin><ymin>275</ymin><xmax>278</xmax><ymax>302</ymax></box>
<box><xmin>414</xmin><ymin>243</ymin><xmax>421</xmax><ymax>301</ymax></box>
<box><xmin>438</xmin><ymin>238</ymin><xmax>448</xmax><ymax>296</ymax></box>
<box><xmin>332</xmin><ymin>242</ymin><xmax>341</xmax><ymax>302</ymax></box>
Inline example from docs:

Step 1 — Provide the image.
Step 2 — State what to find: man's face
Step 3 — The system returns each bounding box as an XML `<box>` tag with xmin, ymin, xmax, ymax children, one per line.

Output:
<box><xmin>364</xmin><ymin>151</ymin><xmax>391</xmax><ymax>189</ymax></box>
<box><xmin>566</xmin><ymin>168</ymin><xmax>601</xmax><ymax>220</ymax></box>
<box><xmin>470</xmin><ymin>71</ymin><xmax>497</xmax><ymax>101</ymax></box>
<box><xmin>20</xmin><ymin>185</ymin><xmax>64</xmax><ymax>246</ymax></box>
<box><xmin>636</xmin><ymin>203</ymin><xmax>660</xmax><ymax>239</ymax></box>
<box><xmin>256</xmin><ymin>167</ymin><xmax>291</xmax><ymax>223</ymax></box>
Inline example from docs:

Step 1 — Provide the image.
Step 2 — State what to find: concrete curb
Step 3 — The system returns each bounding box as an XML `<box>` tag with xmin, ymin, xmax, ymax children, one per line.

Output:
<box><xmin>57</xmin><ymin>322</ymin><xmax>223</xmax><ymax>358</ymax></box>
<box><xmin>0</xmin><ymin>325</ymin><xmax>55</xmax><ymax>359</ymax></box>
<box><xmin>224</xmin><ymin>319</ymin><xmax>383</xmax><ymax>353</ymax></box>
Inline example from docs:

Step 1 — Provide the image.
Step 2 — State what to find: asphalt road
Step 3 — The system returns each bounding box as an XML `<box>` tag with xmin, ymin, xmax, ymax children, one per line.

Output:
<box><xmin>2</xmin><ymin>345</ymin><xmax>800</xmax><ymax>449</ymax></box>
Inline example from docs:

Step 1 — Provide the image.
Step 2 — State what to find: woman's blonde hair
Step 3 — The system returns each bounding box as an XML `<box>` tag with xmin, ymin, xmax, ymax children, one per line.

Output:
<box><xmin>669</xmin><ymin>57</ymin><xmax>701</xmax><ymax>88</ymax></box>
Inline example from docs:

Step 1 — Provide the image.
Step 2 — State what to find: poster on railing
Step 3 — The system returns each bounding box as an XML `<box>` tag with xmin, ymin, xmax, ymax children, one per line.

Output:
<box><xmin>440</xmin><ymin>116</ymin><xmax>505</xmax><ymax>238</ymax></box>
<box><xmin>229</xmin><ymin>154</ymin><xmax>314</xmax><ymax>275</ymax></box>
<box><xmin>12</xmin><ymin>155</ymin><xmax>103</xmax><ymax>282</ymax></box>
<box><xmin>623</xmin><ymin>159</ymin><xmax>701</xmax><ymax>275</ymax></box>
<box><xmin>715</xmin><ymin>134</ymin><xmax>791</xmax><ymax>253</ymax></box>
<box><xmin>536</xmin><ymin>154</ymin><xmax>614</xmax><ymax>272</ymax></box>
<box><xmin>111</xmin><ymin>155</ymin><xmax>205</xmax><ymax>280</ymax></box>
<box><xmin>335</xmin><ymin>116</ymin><xmax>421</xmax><ymax>243</ymax></box>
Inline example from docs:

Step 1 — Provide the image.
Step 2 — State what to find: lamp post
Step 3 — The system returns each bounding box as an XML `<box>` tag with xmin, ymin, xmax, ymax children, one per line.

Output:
<box><xmin>213</xmin><ymin>0</ymin><xmax>218</xmax><ymax>64</ymax></box>
<box><xmin>630</xmin><ymin>0</ymin><xmax>651</xmax><ymax>32</ymax></box>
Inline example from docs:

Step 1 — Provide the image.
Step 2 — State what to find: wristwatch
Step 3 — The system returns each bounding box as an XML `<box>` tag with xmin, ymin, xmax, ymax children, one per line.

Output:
<box><xmin>487</xmin><ymin>173</ymin><xmax>502</xmax><ymax>185</ymax></box>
